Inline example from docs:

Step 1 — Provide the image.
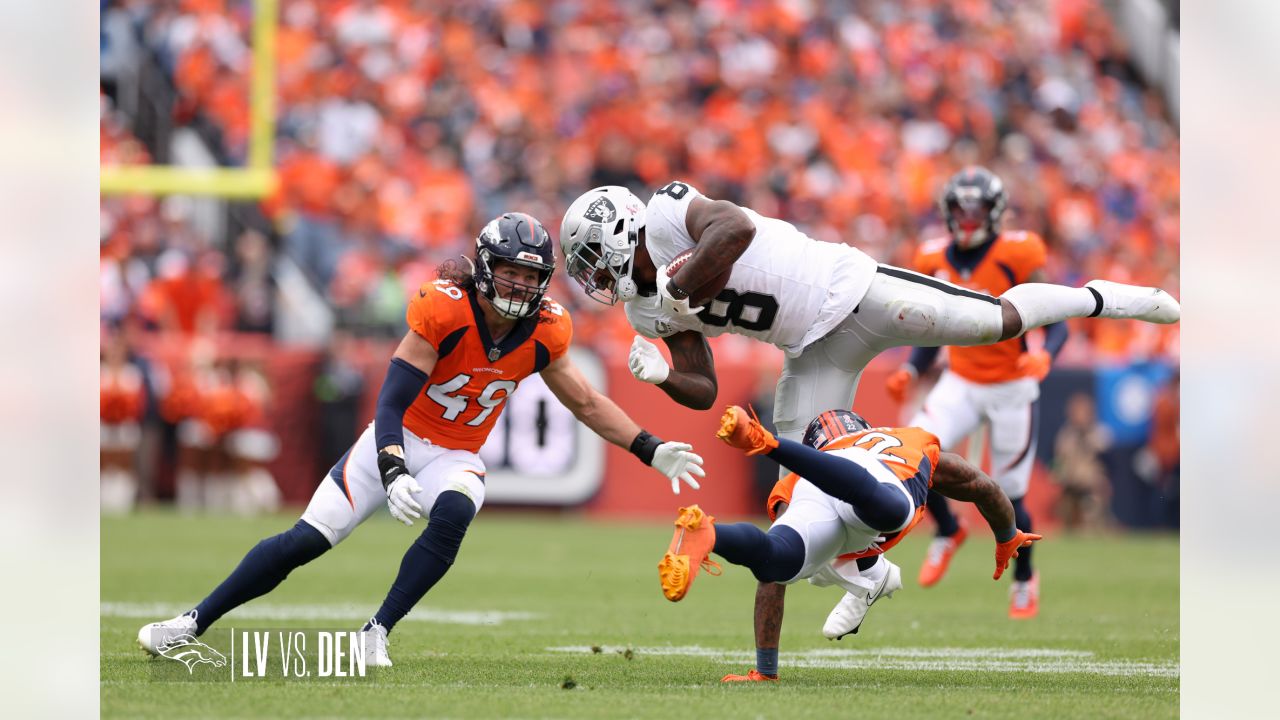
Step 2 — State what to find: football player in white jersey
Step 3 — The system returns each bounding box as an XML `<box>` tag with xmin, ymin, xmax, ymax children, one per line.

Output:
<box><xmin>559</xmin><ymin>181</ymin><xmax>1179</xmax><ymax>438</ymax></box>
<box><xmin>559</xmin><ymin>181</ymin><xmax>1176</xmax><ymax>649</ymax></box>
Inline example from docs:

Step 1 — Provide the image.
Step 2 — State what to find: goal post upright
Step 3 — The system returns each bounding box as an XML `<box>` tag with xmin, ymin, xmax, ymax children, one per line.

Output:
<box><xmin>100</xmin><ymin>0</ymin><xmax>279</xmax><ymax>199</ymax></box>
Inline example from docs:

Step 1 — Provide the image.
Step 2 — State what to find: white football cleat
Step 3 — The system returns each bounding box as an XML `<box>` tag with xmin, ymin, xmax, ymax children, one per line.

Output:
<box><xmin>822</xmin><ymin>559</ymin><xmax>903</xmax><ymax>640</ymax></box>
<box><xmin>362</xmin><ymin>619</ymin><xmax>393</xmax><ymax>667</ymax></box>
<box><xmin>1084</xmin><ymin>280</ymin><xmax>1180</xmax><ymax>324</ymax></box>
<box><xmin>137</xmin><ymin>611</ymin><xmax>199</xmax><ymax>656</ymax></box>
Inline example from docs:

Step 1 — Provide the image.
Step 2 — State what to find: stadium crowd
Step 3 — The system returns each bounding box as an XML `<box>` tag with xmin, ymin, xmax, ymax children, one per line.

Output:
<box><xmin>102</xmin><ymin>0</ymin><xmax>1178</xmax><ymax>359</ymax></box>
<box><xmin>99</xmin><ymin>0</ymin><xmax>1179</xmax><ymax>521</ymax></box>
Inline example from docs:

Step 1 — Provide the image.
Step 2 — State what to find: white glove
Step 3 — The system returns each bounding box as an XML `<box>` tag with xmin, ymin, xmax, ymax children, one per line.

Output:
<box><xmin>629</xmin><ymin>336</ymin><xmax>671</xmax><ymax>384</ymax></box>
<box><xmin>655</xmin><ymin>264</ymin><xmax>706</xmax><ymax>316</ymax></box>
<box><xmin>385</xmin><ymin>475</ymin><xmax>424</xmax><ymax>526</ymax></box>
<box><xmin>651</xmin><ymin>441</ymin><xmax>705</xmax><ymax>495</ymax></box>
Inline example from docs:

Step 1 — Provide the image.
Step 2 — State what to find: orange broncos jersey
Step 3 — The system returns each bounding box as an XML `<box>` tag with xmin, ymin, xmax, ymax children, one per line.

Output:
<box><xmin>402</xmin><ymin>280</ymin><xmax>573</xmax><ymax>452</ymax></box>
<box><xmin>768</xmin><ymin>426</ymin><xmax>941</xmax><ymax>559</ymax></box>
<box><xmin>914</xmin><ymin>231</ymin><xmax>1047</xmax><ymax>384</ymax></box>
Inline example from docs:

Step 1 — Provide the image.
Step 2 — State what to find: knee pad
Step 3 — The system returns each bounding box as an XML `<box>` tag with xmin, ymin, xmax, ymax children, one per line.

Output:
<box><xmin>418</xmin><ymin>491</ymin><xmax>477</xmax><ymax>566</ymax></box>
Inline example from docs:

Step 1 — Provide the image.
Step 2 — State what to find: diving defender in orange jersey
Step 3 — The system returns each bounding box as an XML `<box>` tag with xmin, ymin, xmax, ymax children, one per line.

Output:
<box><xmin>140</xmin><ymin>213</ymin><xmax>706</xmax><ymax>667</ymax></box>
<box><xmin>657</xmin><ymin>406</ymin><xmax>1039</xmax><ymax>681</ymax></box>
<box><xmin>887</xmin><ymin>167</ymin><xmax>1058</xmax><ymax>618</ymax></box>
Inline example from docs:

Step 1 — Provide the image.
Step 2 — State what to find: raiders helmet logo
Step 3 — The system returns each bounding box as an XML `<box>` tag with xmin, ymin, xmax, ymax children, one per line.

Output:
<box><xmin>583</xmin><ymin>197</ymin><xmax>616</xmax><ymax>223</ymax></box>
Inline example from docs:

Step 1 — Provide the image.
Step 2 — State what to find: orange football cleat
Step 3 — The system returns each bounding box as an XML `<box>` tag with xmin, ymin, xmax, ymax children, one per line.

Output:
<box><xmin>918</xmin><ymin>524</ymin><xmax>968</xmax><ymax>588</ymax></box>
<box><xmin>716</xmin><ymin>405</ymin><xmax>778</xmax><ymax>456</ymax></box>
<box><xmin>722</xmin><ymin>669</ymin><xmax>779</xmax><ymax>683</ymax></box>
<box><xmin>658</xmin><ymin>504</ymin><xmax>721</xmax><ymax>602</ymax></box>
<box><xmin>1009</xmin><ymin>573</ymin><xmax>1040</xmax><ymax>620</ymax></box>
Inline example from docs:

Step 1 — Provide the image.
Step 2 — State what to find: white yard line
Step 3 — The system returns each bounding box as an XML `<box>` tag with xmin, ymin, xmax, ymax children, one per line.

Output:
<box><xmin>545</xmin><ymin>645</ymin><xmax>1179</xmax><ymax>678</ymax></box>
<box><xmin>102</xmin><ymin>602</ymin><xmax>539</xmax><ymax>626</ymax></box>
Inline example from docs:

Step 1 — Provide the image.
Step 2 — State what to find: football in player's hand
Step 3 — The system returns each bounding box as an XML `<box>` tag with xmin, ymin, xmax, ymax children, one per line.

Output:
<box><xmin>666</xmin><ymin>249</ymin><xmax>731</xmax><ymax>306</ymax></box>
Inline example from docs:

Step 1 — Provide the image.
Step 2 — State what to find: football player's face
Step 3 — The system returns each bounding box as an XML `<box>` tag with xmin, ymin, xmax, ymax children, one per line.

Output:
<box><xmin>492</xmin><ymin>261</ymin><xmax>542</xmax><ymax>297</ymax></box>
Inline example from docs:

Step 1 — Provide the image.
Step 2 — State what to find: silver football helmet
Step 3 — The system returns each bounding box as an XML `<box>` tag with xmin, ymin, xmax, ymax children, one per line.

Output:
<box><xmin>560</xmin><ymin>186</ymin><xmax>647</xmax><ymax>305</ymax></box>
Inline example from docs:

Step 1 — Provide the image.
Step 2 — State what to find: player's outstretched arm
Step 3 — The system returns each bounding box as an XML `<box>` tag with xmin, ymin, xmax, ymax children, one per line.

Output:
<box><xmin>931</xmin><ymin>452</ymin><xmax>1042</xmax><ymax>580</ymax></box>
<box><xmin>374</xmin><ymin>331</ymin><xmax>439</xmax><ymax>526</ymax></box>
<box><xmin>542</xmin><ymin>353</ymin><xmax>705</xmax><ymax>494</ymax></box>
<box><xmin>627</xmin><ymin>331</ymin><xmax>718</xmax><ymax>410</ymax></box>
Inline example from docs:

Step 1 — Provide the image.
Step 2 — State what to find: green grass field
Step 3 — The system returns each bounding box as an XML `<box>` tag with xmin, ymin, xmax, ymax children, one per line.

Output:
<box><xmin>102</xmin><ymin>509</ymin><xmax>1178</xmax><ymax>719</ymax></box>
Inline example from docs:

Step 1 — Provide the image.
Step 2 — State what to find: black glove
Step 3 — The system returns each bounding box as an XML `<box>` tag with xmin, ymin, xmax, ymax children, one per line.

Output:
<box><xmin>377</xmin><ymin>449</ymin><xmax>410</xmax><ymax>492</ymax></box>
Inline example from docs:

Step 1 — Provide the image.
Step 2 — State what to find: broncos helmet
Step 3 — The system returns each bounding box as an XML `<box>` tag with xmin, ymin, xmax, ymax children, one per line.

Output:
<box><xmin>473</xmin><ymin>212</ymin><xmax>556</xmax><ymax>320</ymax></box>
<box><xmin>940</xmin><ymin>166</ymin><xmax>1008</xmax><ymax>250</ymax></box>
<box><xmin>802</xmin><ymin>409</ymin><xmax>872</xmax><ymax>451</ymax></box>
<box><xmin>560</xmin><ymin>186</ymin><xmax>647</xmax><ymax>305</ymax></box>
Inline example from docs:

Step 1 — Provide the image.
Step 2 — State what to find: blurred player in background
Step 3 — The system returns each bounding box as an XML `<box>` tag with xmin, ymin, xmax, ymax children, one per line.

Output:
<box><xmin>138</xmin><ymin>213</ymin><xmax>706</xmax><ymax>666</ymax></box>
<box><xmin>100</xmin><ymin>331</ymin><xmax>147</xmax><ymax>513</ymax></box>
<box><xmin>658</xmin><ymin>406</ymin><xmax>1039</xmax><ymax>682</ymax></box>
<box><xmin>560</xmin><ymin>181</ymin><xmax>1178</xmax><ymax>450</ymax></box>
<box><xmin>884</xmin><ymin>167</ymin><xmax>1061</xmax><ymax>618</ymax></box>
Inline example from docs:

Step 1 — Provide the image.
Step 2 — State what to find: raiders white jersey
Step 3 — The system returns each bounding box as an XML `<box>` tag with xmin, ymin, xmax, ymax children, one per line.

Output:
<box><xmin>625</xmin><ymin>181</ymin><xmax>878</xmax><ymax>356</ymax></box>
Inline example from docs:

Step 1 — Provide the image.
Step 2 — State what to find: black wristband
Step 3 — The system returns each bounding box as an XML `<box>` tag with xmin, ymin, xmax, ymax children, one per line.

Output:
<box><xmin>629</xmin><ymin>430</ymin><xmax>664</xmax><ymax>466</ymax></box>
<box><xmin>377</xmin><ymin>450</ymin><xmax>408</xmax><ymax>492</ymax></box>
<box><xmin>665</xmin><ymin>279</ymin><xmax>690</xmax><ymax>301</ymax></box>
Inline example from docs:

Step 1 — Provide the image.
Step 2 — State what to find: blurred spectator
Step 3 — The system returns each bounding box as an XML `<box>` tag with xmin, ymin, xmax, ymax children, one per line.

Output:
<box><xmin>100</xmin><ymin>330</ymin><xmax>147</xmax><ymax>513</ymax></box>
<box><xmin>312</xmin><ymin>329</ymin><xmax>367</xmax><ymax>476</ymax></box>
<box><xmin>1052</xmin><ymin>392</ymin><xmax>1112</xmax><ymax>531</ymax></box>
<box><xmin>228</xmin><ymin>229</ymin><xmax>277</xmax><ymax>334</ymax></box>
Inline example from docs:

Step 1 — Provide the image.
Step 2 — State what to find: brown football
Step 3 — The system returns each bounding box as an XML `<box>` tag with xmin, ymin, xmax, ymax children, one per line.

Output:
<box><xmin>665</xmin><ymin>248</ymin><xmax>732</xmax><ymax>306</ymax></box>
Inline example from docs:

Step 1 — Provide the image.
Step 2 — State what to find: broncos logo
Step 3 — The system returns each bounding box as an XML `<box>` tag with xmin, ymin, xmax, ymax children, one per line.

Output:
<box><xmin>156</xmin><ymin>633</ymin><xmax>228</xmax><ymax>674</ymax></box>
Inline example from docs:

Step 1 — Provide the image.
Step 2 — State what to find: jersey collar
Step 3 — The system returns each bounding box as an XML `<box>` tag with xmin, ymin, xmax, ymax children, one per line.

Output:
<box><xmin>944</xmin><ymin>237</ymin><xmax>996</xmax><ymax>280</ymax></box>
<box><xmin>467</xmin><ymin>290</ymin><xmax>538</xmax><ymax>362</ymax></box>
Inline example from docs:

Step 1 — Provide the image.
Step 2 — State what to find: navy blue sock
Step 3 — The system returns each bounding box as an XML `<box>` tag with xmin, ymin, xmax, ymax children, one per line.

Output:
<box><xmin>765</xmin><ymin>438</ymin><xmax>912</xmax><ymax>531</ymax></box>
<box><xmin>926</xmin><ymin>490</ymin><xmax>961</xmax><ymax>537</ymax></box>
<box><xmin>756</xmin><ymin>647</ymin><xmax>779</xmax><ymax>677</ymax></box>
<box><xmin>193</xmin><ymin>519</ymin><xmax>331</xmax><ymax>634</ymax></box>
<box><xmin>1011</xmin><ymin>496</ymin><xmax>1034</xmax><ymax>582</ymax></box>
<box><xmin>713</xmin><ymin>523</ymin><xmax>805</xmax><ymax>583</ymax></box>
<box><xmin>371</xmin><ymin>491</ymin><xmax>476</xmax><ymax>632</ymax></box>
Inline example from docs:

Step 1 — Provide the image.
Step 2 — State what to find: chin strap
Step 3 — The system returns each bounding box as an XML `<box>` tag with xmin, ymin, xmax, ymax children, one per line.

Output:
<box><xmin>615</xmin><ymin>276</ymin><xmax>638</xmax><ymax>302</ymax></box>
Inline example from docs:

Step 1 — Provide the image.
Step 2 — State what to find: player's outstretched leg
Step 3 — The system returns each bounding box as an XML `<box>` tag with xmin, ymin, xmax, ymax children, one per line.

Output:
<box><xmin>137</xmin><ymin>519</ymin><xmax>331</xmax><ymax>655</ymax></box>
<box><xmin>999</xmin><ymin>280</ymin><xmax>1179</xmax><ymax>339</ymax></box>
<box><xmin>919</xmin><ymin>491</ymin><xmax>968</xmax><ymax>588</ymax></box>
<box><xmin>718</xmin><ymin>406</ymin><xmax>912</xmax><ymax>531</ymax></box>
<box><xmin>360</xmin><ymin>490</ymin><xmax>477</xmax><ymax>667</ymax></box>
<box><xmin>658</xmin><ymin>505</ymin><xmax>806</xmax><ymax>601</ymax></box>
<box><xmin>1007</xmin><ymin>496</ymin><xmax>1038</xmax><ymax>619</ymax></box>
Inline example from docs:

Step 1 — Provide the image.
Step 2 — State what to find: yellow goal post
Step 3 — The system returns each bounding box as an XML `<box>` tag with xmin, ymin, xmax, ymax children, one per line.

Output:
<box><xmin>100</xmin><ymin>0</ymin><xmax>278</xmax><ymax>199</ymax></box>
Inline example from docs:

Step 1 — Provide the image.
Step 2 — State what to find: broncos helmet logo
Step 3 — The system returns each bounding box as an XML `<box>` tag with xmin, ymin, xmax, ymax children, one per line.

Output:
<box><xmin>156</xmin><ymin>633</ymin><xmax>228</xmax><ymax>674</ymax></box>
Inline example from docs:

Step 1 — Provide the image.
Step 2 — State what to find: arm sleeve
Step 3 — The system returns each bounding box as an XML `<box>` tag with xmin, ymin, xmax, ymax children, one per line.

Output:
<box><xmin>906</xmin><ymin>345</ymin><xmax>942</xmax><ymax>374</ymax></box>
<box><xmin>374</xmin><ymin>358</ymin><xmax>429</xmax><ymax>451</ymax></box>
<box><xmin>1042</xmin><ymin>321</ymin><xmax>1069</xmax><ymax>358</ymax></box>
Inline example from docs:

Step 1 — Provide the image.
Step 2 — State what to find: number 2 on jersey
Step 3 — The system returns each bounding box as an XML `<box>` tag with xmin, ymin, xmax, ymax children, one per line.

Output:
<box><xmin>854</xmin><ymin>432</ymin><xmax>906</xmax><ymax>464</ymax></box>
<box><xmin>426</xmin><ymin>373</ymin><xmax>517</xmax><ymax>426</ymax></box>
